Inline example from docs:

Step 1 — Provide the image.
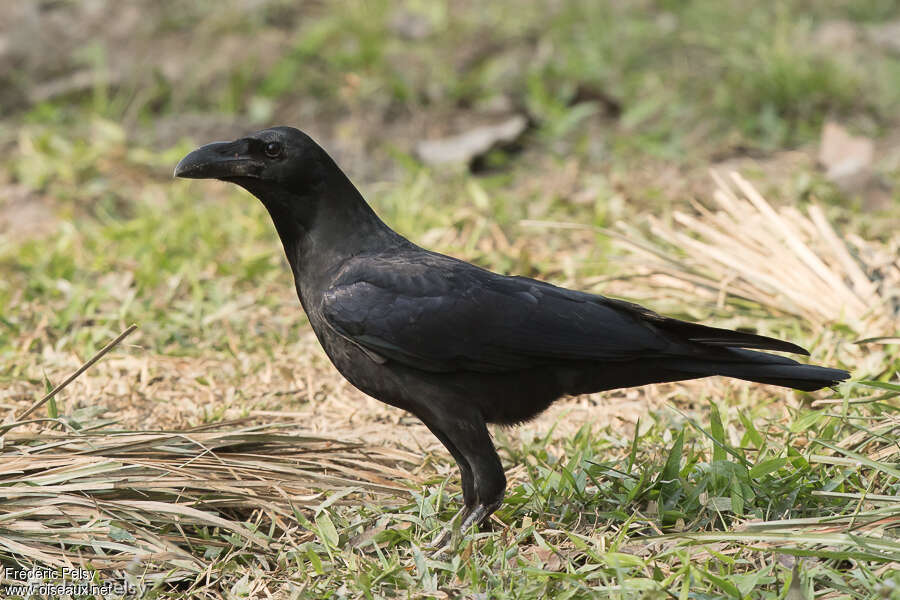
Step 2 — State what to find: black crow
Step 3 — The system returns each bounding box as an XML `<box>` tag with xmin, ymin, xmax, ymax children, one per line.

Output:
<box><xmin>175</xmin><ymin>126</ymin><xmax>849</xmax><ymax>541</ymax></box>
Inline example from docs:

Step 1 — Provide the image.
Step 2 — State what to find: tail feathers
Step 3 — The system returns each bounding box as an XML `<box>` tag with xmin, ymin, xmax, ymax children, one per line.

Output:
<box><xmin>714</xmin><ymin>363</ymin><xmax>849</xmax><ymax>391</ymax></box>
<box><xmin>664</xmin><ymin>348</ymin><xmax>850</xmax><ymax>392</ymax></box>
<box><xmin>654</xmin><ymin>317</ymin><xmax>809</xmax><ymax>355</ymax></box>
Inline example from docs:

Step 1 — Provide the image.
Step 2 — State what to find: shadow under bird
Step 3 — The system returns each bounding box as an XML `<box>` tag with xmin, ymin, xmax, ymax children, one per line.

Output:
<box><xmin>175</xmin><ymin>126</ymin><xmax>850</xmax><ymax>544</ymax></box>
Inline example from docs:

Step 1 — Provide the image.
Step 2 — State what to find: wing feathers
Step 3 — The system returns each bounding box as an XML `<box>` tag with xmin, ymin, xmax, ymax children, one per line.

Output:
<box><xmin>322</xmin><ymin>253</ymin><xmax>810</xmax><ymax>373</ymax></box>
<box><xmin>652</xmin><ymin>319</ymin><xmax>809</xmax><ymax>355</ymax></box>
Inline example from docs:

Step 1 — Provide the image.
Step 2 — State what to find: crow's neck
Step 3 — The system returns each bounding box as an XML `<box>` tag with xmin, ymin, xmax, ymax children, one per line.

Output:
<box><xmin>239</xmin><ymin>172</ymin><xmax>401</xmax><ymax>294</ymax></box>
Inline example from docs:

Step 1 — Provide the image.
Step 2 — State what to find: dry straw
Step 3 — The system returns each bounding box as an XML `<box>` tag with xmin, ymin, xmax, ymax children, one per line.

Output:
<box><xmin>1</xmin><ymin>320</ymin><xmax>422</xmax><ymax>580</ymax></box>
<box><xmin>1</xmin><ymin>420</ymin><xmax>422</xmax><ymax>578</ymax></box>
<box><xmin>610</xmin><ymin>171</ymin><xmax>899</xmax><ymax>340</ymax></box>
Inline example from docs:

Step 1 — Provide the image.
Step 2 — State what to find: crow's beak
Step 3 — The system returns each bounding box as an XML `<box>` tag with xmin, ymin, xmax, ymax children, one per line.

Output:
<box><xmin>174</xmin><ymin>140</ymin><xmax>263</xmax><ymax>179</ymax></box>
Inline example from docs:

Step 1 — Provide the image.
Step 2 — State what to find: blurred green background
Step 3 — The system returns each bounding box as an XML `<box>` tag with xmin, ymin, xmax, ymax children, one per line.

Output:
<box><xmin>2</xmin><ymin>0</ymin><xmax>898</xmax><ymax>360</ymax></box>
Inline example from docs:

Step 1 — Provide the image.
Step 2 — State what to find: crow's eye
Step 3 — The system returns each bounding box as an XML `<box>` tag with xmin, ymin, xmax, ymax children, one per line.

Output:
<box><xmin>264</xmin><ymin>141</ymin><xmax>283</xmax><ymax>158</ymax></box>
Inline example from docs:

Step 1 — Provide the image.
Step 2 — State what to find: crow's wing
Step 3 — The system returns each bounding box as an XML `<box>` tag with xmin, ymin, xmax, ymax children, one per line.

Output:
<box><xmin>321</xmin><ymin>252</ymin><xmax>807</xmax><ymax>374</ymax></box>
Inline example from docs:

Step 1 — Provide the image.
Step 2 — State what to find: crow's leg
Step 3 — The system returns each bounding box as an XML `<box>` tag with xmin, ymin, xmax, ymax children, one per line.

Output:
<box><xmin>423</xmin><ymin>425</ymin><xmax>476</xmax><ymax>549</ymax></box>
<box><xmin>426</xmin><ymin>427</ymin><xmax>476</xmax><ymax>513</ymax></box>
<box><xmin>455</xmin><ymin>420</ymin><xmax>505</xmax><ymax>531</ymax></box>
<box><xmin>419</xmin><ymin>406</ymin><xmax>505</xmax><ymax>551</ymax></box>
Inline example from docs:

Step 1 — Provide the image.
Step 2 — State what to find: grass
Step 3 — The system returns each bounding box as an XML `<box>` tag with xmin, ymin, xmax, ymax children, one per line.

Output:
<box><xmin>5</xmin><ymin>379</ymin><xmax>898</xmax><ymax>597</ymax></box>
<box><xmin>1</xmin><ymin>0</ymin><xmax>899</xmax><ymax>598</ymax></box>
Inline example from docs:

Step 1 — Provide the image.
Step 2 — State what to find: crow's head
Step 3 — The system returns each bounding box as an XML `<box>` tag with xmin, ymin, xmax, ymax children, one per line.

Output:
<box><xmin>174</xmin><ymin>126</ymin><xmax>327</xmax><ymax>191</ymax></box>
<box><xmin>175</xmin><ymin>126</ymin><xmax>389</xmax><ymax>253</ymax></box>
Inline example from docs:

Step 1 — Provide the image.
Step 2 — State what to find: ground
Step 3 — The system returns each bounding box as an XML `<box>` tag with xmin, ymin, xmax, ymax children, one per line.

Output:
<box><xmin>0</xmin><ymin>1</ymin><xmax>898</xmax><ymax>598</ymax></box>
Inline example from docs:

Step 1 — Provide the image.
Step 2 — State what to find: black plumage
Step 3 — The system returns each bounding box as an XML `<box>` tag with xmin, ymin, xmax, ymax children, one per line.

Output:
<box><xmin>175</xmin><ymin>126</ymin><xmax>849</xmax><ymax>539</ymax></box>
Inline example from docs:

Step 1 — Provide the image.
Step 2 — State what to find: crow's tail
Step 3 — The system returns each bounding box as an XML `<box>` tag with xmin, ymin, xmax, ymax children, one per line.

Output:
<box><xmin>663</xmin><ymin>348</ymin><xmax>849</xmax><ymax>392</ymax></box>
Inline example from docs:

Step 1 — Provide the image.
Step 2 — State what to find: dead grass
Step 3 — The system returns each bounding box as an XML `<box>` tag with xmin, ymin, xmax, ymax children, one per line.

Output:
<box><xmin>0</xmin><ymin>417</ymin><xmax>429</xmax><ymax>576</ymax></box>
<box><xmin>615</xmin><ymin>172</ymin><xmax>898</xmax><ymax>334</ymax></box>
